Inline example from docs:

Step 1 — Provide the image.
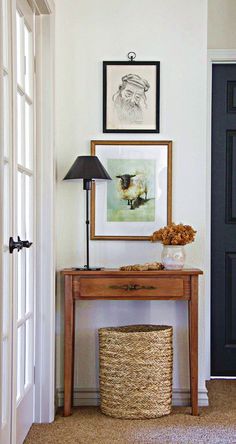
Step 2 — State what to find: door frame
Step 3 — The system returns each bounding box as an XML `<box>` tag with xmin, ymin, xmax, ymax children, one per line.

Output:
<box><xmin>207</xmin><ymin>49</ymin><xmax>236</xmax><ymax>379</ymax></box>
<box><xmin>0</xmin><ymin>0</ymin><xmax>5</xmax><ymax>437</ymax></box>
<box><xmin>34</xmin><ymin>0</ymin><xmax>55</xmax><ymax>423</ymax></box>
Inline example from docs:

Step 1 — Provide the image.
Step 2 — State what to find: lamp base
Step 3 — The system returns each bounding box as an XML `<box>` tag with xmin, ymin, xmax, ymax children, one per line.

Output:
<box><xmin>74</xmin><ymin>266</ymin><xmax>104</xmax><ymax>271</ymax></box>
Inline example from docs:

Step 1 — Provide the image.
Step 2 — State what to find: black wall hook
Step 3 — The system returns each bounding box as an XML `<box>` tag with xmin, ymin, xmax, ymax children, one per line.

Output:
<box><xmin>127</xmin><ymin>51</ymin><xmax>136</xmax><ymax>62</ymax></box>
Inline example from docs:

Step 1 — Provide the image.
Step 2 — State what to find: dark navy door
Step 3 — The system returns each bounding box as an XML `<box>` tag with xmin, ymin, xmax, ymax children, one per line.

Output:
<box><xmin>211</xmin><ymin>64</ymin><xmax>236</xmax><ymax>376</ymax></box>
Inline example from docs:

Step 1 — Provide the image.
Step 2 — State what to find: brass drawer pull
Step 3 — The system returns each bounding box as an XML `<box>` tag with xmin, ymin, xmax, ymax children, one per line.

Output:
<box><xmin>109</xmin><ymin>284</ymin><xmax>156</xmax><ymax>291</ymax></box>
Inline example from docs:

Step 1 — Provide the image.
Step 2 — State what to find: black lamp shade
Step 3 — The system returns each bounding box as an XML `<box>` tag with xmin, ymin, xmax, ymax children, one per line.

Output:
<box><xmin>63</xmin><ymin>155</ymin><xmax>112</xmax><ymax>181</ymax></box>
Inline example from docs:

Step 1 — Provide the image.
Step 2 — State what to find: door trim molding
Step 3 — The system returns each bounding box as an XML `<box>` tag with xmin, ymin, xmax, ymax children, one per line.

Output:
<box><xmin>208</xmin><ymin>49</ymin><xmax>236</xmax><ymax>62</ymax></box>
<box><xmin>34</xmin><ymin>6</ymin><xmax>55</xmax><ymax>423</ymax></box>
<box><xmin>207</xmin><ymin>49</ymin><xmax>236</xmax><ymax>379</ymax></box>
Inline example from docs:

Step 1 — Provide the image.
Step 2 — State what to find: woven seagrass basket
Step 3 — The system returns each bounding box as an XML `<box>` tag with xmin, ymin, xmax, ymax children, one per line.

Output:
<box><xmin>99</xmin><ymin>324</ymin><xmax>173</xmax><ymax>419</ymax></box>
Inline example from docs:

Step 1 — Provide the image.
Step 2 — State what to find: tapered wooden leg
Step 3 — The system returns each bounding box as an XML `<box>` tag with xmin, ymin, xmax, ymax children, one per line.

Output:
<box><xmin>71</xmin><ymin>295</ymin><xmax>75</xmax><ymax>404</ymax></box>
<box><xmin>188</xmin><ymin>276</ymin><xmax>199</xmax><ymax>416</ymax></box>
<box><xmin>64</xmin><ymin>275</ymin><xmax>74</xmax><ymax>416</ymax></box>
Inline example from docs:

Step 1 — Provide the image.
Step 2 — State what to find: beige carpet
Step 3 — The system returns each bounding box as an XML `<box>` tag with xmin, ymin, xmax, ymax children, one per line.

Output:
<box><xmin>25</xmin><ymin>380</ymin><xmax>236</xmax><ymax>444</ymax></box>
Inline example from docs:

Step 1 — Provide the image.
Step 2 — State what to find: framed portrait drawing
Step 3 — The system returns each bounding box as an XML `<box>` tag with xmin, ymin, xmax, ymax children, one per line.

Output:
<box><xmin>91</xmin><ymin>140</ymin><xmax>172</xmax><ymax>240</ymax></box>
<box><xmin>103</xmin><ymin>61</ymin><xmax>160</xmax><ymax>133</ymax></box>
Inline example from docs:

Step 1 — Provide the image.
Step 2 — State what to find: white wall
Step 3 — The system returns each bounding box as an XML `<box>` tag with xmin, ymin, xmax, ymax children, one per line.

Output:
<box><xmin>55</xmin><ymin>0</ymin><xmax>208</xmax><ymax>404</ymax></box>
<box><xmin>208</xmin><ymin>0</ymin><xmax>236</xmax><ymax>49</ymax></box>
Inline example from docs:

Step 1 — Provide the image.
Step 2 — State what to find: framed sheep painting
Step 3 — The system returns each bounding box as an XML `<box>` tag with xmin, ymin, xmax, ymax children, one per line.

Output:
<box><xmin>90</xmin><ymin>140</ymin><xmax>172</xmax><ymax>240</ymax></box>
<box><xmin>103</xmin><ymin>61</ymin><xmax>160</xmax><ymax>133</ymax></box>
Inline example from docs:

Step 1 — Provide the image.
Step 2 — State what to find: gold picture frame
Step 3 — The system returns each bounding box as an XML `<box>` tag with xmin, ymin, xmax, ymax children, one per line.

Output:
<box><xmin>91</xmin><ymin>140</ymin><xmax>172</xmax><ymax>240</ymax></box>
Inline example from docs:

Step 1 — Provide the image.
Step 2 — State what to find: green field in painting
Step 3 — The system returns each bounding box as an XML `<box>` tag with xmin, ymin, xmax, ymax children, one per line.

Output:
<box><xmin>107</xmin><ymin>197</ymin><xmax>155</xmax><ymax>222</ymax></box>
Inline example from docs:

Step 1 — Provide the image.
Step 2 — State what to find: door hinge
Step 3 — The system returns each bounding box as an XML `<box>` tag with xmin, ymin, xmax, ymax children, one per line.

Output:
<box><xmin>34</xmin><ymin>57</ymin><xmax>36</xmax><ymax>73</ymax></box>
<box><xmin>34</xmin><ymin>366</ymin><xmax>36</xmax><ymax>384</ymax></box>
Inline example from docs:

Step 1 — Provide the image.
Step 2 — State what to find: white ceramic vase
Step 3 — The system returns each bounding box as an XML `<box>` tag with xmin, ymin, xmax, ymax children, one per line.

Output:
<box><xmin>161</xmin><ymin>245</ymin><xmax>186</xmax><ymax>270</ymax></box>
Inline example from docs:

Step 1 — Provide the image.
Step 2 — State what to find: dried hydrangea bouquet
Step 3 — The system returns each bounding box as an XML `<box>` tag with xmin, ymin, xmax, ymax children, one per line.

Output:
<box><xmin>150</xmin><ymin>223</ymin><xmax>196</xmax><ymax>270</ymax></box>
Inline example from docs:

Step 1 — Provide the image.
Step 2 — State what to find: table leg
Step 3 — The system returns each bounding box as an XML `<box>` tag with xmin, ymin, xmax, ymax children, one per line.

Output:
<box><xmin>64</xmin><ymin>275</ymin><xmax>74</xmax><ymax>416</ymax></box>
<box><xmin>188</xmin><ymin>275</ymin><xmax>198</xmax><ymax>416</ymax></box>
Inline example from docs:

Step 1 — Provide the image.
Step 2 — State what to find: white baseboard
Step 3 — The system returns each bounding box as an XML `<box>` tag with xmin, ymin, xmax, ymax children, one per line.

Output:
<box><xmin>171</xmin><ymin>388</ymin><xmax>208</xmax><ymax>406</ymax></box>
<box><xmin>56</xmin><ymin>387</ymin><xmax>209</xmax><ymax>408</ymax></box>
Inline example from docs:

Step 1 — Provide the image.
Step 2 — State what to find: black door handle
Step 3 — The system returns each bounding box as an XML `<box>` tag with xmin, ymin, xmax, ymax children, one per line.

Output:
<box><xmin>9</xmin><ymin>236</ymin><xmax>33</xmax><ymax>254</ymax></box>
<box><xmin>22</xmin><ymin>240</ymin><xmax>33</xmax><ymax>249</ymax></box>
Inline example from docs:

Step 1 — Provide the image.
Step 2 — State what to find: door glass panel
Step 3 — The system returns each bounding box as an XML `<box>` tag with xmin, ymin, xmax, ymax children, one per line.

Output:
<box><xmin>3</xmin><ymin>163</ymin><xmax>9</xmax><ymax>245</ymax></box>
<box><xmin>1</xmin><ymin>339</ymin><xmax>8</xmax><ymax>424</ymax></box>
<box><xmin>25</xmin><ymin>175</ymin><xmax>32</xmax><ymax>239</ymax></box>
<box><xmin>17</xmin><ymin>251</ymin><xmax>26</xmax><ymax>321</ymax></box>
<box><xmin>17</xmin><ymin>325</ymin><xmax>24</xmax><ymax>401</ymax></box>
<box><xmin>24</xmin><ymin>25</ymin><xmax>32</xmax><ymax>98</ymax></box>
<box><xmin>17</xmin><ymin>252</ymin><xmax>22</xmax><ymax>321</ymax></box>
<box><xmin>16</xmin><ymin>10</ymin><xmax>24</xmax><ymax>88</ymax></box>
<box><xmin>25</xmin><ymin>102</ymin><xmax>32</xmax><ymax>169</ymax></box>
<box><xmin>25</xmin><ymin>174</ymin><xmax>33</xmax><ymax>314</ymax></box>
<box><xmin>17</xmin><ymin>172</ymin><xmax>26</xmax><ymax>320</ymax></box>
<box><xmin>25</xmin><ymin>318</ymin><xmax>32</xmax><ymax>387</ymax></box>
<box><xmin>3</xmin><ymin>75</ymin><xmax>9</xmax><ymax>157</ymax></box>
<box><xmin>17</xmin><ymin>171</ymin><xmax>24</xmax><ymax>238</ymax></box>
<box><xmin>2</xmin><ymin>0</ymin><xmax>8</xmax><ymax>69</ymax></box>
<box><xmin>17</xmin><ymin>92</ymin><xmax>24</xmax><ymax>165</ymax></box>
<box><xmin>25</xmin><ymin>249</ymin><xmax>33</xmax><ymax>313</ymax></box>
<box><xmin>2</xmin><ymin>252</ymin><xmax>10</xmax><ymax>337</ymax></box>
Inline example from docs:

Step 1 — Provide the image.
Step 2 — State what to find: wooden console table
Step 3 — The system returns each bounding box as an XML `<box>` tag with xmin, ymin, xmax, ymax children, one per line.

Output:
<box><xmin>62</xmin><ymin>268</ymin><xmax>203</xmax><ymax>417</ymax></box>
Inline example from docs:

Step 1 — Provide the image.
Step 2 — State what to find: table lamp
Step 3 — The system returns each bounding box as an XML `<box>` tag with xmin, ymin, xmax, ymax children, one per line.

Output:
<box><xmin>63</xmin><ymin>155</ymin><xmax>112</xmax><ymax>270</ymax></box>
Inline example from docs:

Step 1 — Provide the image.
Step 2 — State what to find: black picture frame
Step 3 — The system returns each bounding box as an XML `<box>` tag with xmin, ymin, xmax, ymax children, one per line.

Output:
<box><xmin>103</xmin><ymin>61</ymin><xmax>160</xmax><ymax>133</ymax></box>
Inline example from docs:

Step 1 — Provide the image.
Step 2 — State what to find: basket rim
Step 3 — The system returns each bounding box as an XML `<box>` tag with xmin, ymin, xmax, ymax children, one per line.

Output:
<box><xmin>98</xmin><ymin>324</ymin><xmax>173</xmax><ymax>334</ymax></box>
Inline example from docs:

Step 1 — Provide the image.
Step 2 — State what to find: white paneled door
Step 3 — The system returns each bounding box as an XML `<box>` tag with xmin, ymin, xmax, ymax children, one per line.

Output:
<box><xmin>1</xmin><ymin>0</ymin><xmax>12</xmax><ymax>440</ymax></box>
<box><xmin>1</xmin><ymin>1</ymin><xmax>35</xmax><ymax>443</ymax></box>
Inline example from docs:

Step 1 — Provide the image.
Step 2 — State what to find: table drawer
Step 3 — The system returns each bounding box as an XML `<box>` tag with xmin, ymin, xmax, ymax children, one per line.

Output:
<box><xmin>75</xmin><ymin>276</ymin><xmax>189</xmax><ymax>299</ymax></box>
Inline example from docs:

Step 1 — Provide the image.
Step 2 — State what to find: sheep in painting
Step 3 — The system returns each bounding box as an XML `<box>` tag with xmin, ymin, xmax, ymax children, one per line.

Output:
<box><xmin>116</xmin><ymin>173</ymin><xmax>148</xmax><ymax>210</ymax></box>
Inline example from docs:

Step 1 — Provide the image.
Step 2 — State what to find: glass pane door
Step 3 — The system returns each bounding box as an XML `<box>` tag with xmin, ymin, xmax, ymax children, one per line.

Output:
<box><xmin>13</xmin><ymin>2</ymin><xmax>35</xmax><ymax>443</ymax></box>
<box><xmin>0</xmin><ymin>1</ymin><xmax>35</xmax><ymax>443</ymax></box>
<box><xmin>0</xmin><ymin>0</ymin><xmax>12</xmax><ymax>442</ymax></box>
